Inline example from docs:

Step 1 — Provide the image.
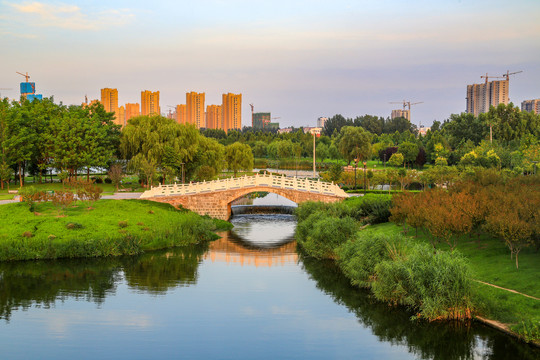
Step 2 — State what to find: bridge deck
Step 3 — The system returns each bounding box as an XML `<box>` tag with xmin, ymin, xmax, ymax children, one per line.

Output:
<box><xmin>140</xmin><ymin>174</ymin><xmax>348</xmax><ymax>199</ymax></box>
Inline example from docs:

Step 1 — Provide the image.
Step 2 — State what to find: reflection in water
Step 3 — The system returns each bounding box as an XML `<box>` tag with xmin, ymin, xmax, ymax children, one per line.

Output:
<box><xmin>299</xmin><ymin>251</ymin><xmax>540</xmax><ymax>360</ymax></box>
<box><xmin>207</xmin><ymin>214</ymin><xmax>298</xmax><ymax>267</ymax></box>
<box><xmin>0</xmin><ymin>212</ymin><xmax>539</xmax><ymax>359</ymax></box>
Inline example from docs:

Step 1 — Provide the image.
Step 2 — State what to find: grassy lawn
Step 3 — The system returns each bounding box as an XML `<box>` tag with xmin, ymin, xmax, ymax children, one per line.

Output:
<box><xmin>0</xmin><ymin>181</ymin><xmax>144</xmax><ymax>197</ymax></box>
<box><xmin>363</xmin><ymin>222</ymin><xmax>540</xmax><ymax>334</ymax></box>
<box><xmin>0</xmin><ymin>199</ymin><xmax>231</xmax><ymax>261</ymax></box>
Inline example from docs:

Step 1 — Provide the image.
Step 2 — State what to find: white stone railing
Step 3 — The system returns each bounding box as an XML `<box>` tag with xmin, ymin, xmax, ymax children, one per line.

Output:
<box><xmin>139</xmin><ymin>173</ymin><xmax>349</xmax><ymax>199</ymax></box>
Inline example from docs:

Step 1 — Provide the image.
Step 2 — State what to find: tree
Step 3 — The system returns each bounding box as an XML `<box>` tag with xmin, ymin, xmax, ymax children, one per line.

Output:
<box><xmin>388</xmin><ymin>153</ymin><xmax>404</xmax><ymax>167</ymax></box>
<box><xmin>398</xmin><ymin>142</ymin><xmax>419</xmax><ymax>168</ymax></box>
<box><xmin>316</xmin><ymin>143</ymin><xmax>329</xmax><ymax>162</ymax></box>
<box><xmin>327</xmin><ymin>163</ymin><xmax>343</xmax><ymax>183</ymax></box>
<box><xmin>338</xmin><ymin>126</ymin><xmax>372</xmax><ymax>165</ymax></box>
<box><xmin>108</xmin><ymin>163</ymin><xmax>123</xmax><ymax>191</ymax></box>
<box><xmin>322</xmin><ymin>114</ymin><xmax>352</xmax><ymax>136</ymax></box>
<box><xmin>225</xmin><ymin>142</ymin><xmax>254</xmax><ymax>177</ymax></box>
<box><xmin>252</xmin><ymin>141</ymin><xmax>267</xmax><ymax>158</ymax></box>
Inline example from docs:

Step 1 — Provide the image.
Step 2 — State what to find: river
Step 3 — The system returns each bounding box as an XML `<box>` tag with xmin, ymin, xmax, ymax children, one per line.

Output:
<box><xmin>0</xmin><ymin>194</ymin><xmax>538</xmax><ymax>359</ymax></box>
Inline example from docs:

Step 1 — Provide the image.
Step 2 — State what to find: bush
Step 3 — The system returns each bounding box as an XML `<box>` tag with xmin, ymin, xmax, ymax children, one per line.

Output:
<box><xmin>118</xmin><ymin>220</ymin><xmax>128</xmax><ymax>228</ymax></box>
<box><xmin>104</xmin><ymin>177</ymin><xmax>112</xmax><ymax>184</ymax></box>
<box><xmin>372</xmin><ymin>243</ymin><xmax>473</xmax><ymax>320</ymax></box>
<box><xmin>337</xmin><ymin>233</ymin><xmax>405</xmax><ymax>288</ymax></box>
<box><xmin>296</xmin><ymin>213</ymin><xmax>357</xmax><ymax>259</ymax></box>
<box><xmin>344</xmin><ymin>194</ymin><xmax>392</xmax><ymax>223</ymax></box>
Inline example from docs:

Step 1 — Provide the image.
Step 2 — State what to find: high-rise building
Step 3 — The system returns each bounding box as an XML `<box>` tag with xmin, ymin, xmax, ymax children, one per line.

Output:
<box><xmin>186</xmin><ymin>92</ymin><xmax>205</xmax><ymax>128</ymax></box>
<box><xmin>117</xmin><ymin>106</ymin><xmax>125</xmax><ymax>128</ymax></box>
<box><xmin>176</xmin><ymin>104</ymin><xmax>187</xmax><ymax>124</ymax></box>
<box><xmin>521</xmin><ymin>99</ymin><xmax>540</xmax><ymax>114</ymax></box>
<box><xmin>466</xmin><ymin>80</ymin><xmax>509</xmax><ymax>116</ymax></box>
<box><xmin>141</xmin><ymin>90</ymin><xmax>160</xmax><ymax>116</ymax></box>
<box><xmin>206</xmin><ymin>105</ymin><xmax>222</xmax><ymax>129</ymax></box>
<box><xmin>317</xmin><ymin>117</ymin><xmax>328</xmax><ymax>128</ymax></box>
<box><xmin>222</xmin><ymin>93</ymin><xmax>242</xmax><ymax>132</ymax></box>
<box><xmin>100</xmin><ymin>88</ymin><xmax>118</xmax><ymax>114</ymax></box>
<box><xmin>253</xmin><ymin>112</ymin><xmax>271</xmax><ymax>129</ymax></box>
<box><xmin>125</xmin><ymin>103</ymin><xmax>140</xmax><ymax>123</ymax></box>
<box><xmin>391</xmin><ymin>109</ymin><xmax>410</xmax><ymax>120</ymax></box>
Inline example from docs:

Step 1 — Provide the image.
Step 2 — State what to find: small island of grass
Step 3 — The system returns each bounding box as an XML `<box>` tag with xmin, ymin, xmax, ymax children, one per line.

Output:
<box><xmin>0</xmin><ymin>199</ymin><xmax>232</xmax><ymax>261</ymax></box>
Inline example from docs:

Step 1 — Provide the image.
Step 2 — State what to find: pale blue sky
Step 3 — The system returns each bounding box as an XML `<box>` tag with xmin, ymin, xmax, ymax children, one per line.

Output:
<box><xmin>1</xmin><ymin>0</ymin><xmax>539</xmax><ymax>127</ymax></box>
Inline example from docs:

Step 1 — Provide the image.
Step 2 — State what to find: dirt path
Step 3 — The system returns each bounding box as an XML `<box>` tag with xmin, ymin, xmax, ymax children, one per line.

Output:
<box><xmin>473</xmin><ymin>279</ymin><xmax>540</xmax><ymax>301</ymax></box>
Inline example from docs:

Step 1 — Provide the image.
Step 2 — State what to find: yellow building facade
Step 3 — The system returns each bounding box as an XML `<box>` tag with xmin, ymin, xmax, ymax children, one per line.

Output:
<box><xmin>100</xmin><ymin>88</ymin><xmax>118</xmax><ymax>114</ymax></box>
<box><xmin>141</xmin><ymin>90</ymin><xmax>160</xmax><ymax>116</ymax></box>
<box><xmin>117</xmin><ymin>105</ymin><xmax>125</xmax><ymax>127</ymax></box>
<box><xmin>125</xmin><ymin>103</ymin><xmax>140</xmax><ymax>123</ymax></box>
<box><xmin>222</xmin><ymin>93</ymin><xmax>242</xmax><ymax>132</ymax></box>
<box><xmin>186</xmin><ymin>92</ymin><xmax>205</xmax><ymax>128</ymax></box>
<box><xmin>206</xmin><ymin>105</ymin><xmax>222</xmax><ymax>129</ymax></box>
<box><xmin>176</xmin><ymin>104</ymin><xmax>187</xmax><ymax>124</ymax></box>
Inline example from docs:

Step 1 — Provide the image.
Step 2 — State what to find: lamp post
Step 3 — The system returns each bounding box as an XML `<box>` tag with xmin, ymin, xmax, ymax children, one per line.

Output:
<box><xmin>354</xmin><ymin>158</ymin><xmax>358</xmax><ymax>190</ymax></box>
<box><xmin>180</xmin><ymin>163</ymin><xmax>185</xmax><ymax>184</ymax></box>
<box><xmin>363</xmin><ymin>161</ymin><xmax>367</xmax><ymax>195</ymax></box>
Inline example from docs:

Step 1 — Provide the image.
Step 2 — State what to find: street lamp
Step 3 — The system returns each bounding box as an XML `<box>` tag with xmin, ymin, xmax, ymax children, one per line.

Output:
<box><xmin>180</xmin><ymin>163</ymin><xmax>185</xmax><ymax>184</ymax></box>
<box><xmin>363</xmin><ymin>161</ymin><xmax>367</xmax><ymax>195</ymax></box>
<box><xmin>354</xmin><ymin>158</ymin><xmax>358</xmax><ymax>190</ymax></box>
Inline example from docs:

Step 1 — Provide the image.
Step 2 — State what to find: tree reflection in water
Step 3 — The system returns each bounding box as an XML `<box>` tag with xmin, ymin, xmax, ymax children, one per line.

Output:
<box><xmin>299</xmin><ymin>251</ymin><xmax>540</xmax><ymax>360</ymax></box>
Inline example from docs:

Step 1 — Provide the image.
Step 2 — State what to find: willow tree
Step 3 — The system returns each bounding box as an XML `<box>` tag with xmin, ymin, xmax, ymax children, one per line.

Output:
<box><xmin>120</xmin><ymin>115</ymin><xmax>225</xmax><ymax>185</ymax></box>
<box><xmin>338</xmin><ymin>126</ymin><xmax>372</xmax><ymax>165</ymax></box>
<box><xmin>225</xmin><ymin>142</ymin><xmax>254</xmax><ymax>177</ymax></box>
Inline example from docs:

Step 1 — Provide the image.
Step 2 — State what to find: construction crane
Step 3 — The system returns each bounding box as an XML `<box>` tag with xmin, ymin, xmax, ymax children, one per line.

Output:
<box><xmin>389</xmin><ymin>100</ymin><xmax>423</xmax><ymax>111</ymax></box>
<box><xmin>480</xmin><ymin>73</ymin><xmax>504</xmax><ymax>84</ymax></box>
<box><xmin>16</xmin><ymin>72</ymin><xmax>31</xmax><ymax>82</ymax></box>
<box><xmin>271</xmin><ymin>117</ymin><xmax>281</xmax><ymax>120</ymax></box>
<box><xmin>502</xmin><ymin>70</ymin><xmax>523</xmax><ymax>81</ymax></box>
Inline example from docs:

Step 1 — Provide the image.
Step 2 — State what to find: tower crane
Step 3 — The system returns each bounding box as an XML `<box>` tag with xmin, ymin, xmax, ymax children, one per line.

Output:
<box><xmin>502</xmin><ymin>70</ymin><xmax>523</xmax><ymax>81</ymax></box>
<box><xmin>16</xmin><ymin>72</ymin><xmax>30</xmax><ymax>82</ymax></box>
<box><xmin>389</xmin><ymin>100</ymin><xmax>423</xmax><ymax>111</ymax></box>
<box><xmin>480</xmin><ymin>73</ymin><xmax>504</xmax><ymax>84</ymax></box>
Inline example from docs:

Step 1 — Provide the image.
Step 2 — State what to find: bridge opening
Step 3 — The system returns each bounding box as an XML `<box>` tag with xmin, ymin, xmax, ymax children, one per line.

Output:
<box><xmin>230</xmin><ymin>192</ymin><xmax>297</xmax><ymax>217</ymax></box>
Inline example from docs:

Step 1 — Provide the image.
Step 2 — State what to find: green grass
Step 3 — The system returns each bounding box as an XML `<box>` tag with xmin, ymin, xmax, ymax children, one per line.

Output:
<box><xmin>0</xmin><ymin>182</ymin><xmax>142</xmax><ymax>197</ymax></box>
<box><xmin>0</xmin><ymin>199</ymin><xmax>232</xmax><ymax>261</ymax></box>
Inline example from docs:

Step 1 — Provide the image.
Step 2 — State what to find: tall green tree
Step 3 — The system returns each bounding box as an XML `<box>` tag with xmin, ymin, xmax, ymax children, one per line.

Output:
<box><xmin>225</xmin><ymin>142</ymin><xmax>254</xmax><ymax>177</ymax></box>
<box><xmin>337</xmin><ymin>126</ymin><xmax>372</xmax><ymax>165</ymax></box>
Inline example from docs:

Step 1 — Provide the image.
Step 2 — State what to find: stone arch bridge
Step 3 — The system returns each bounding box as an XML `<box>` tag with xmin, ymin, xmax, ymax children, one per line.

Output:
<box><xmin>140</xmin><ymin>173</ymin><xmax>349</xmax><ymax>220</ymax></box>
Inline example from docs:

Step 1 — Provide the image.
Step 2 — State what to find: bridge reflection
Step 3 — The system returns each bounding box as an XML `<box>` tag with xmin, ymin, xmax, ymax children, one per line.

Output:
<box><xmin>206</xmin><ymin>232</ymin><xmax>298</xmax><ymax>267</ymax></box>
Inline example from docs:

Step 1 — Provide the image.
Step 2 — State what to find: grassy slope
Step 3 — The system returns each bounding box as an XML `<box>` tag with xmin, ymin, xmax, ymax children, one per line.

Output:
<box><xmin>363</xmin><ymin>222</ymin><xmax>540</xmax><ymax>330</ymax></box>
<box><xmin>0</xmin><ymin>199</ymin><xmax>231</xmax><ymax>261</ymax></box>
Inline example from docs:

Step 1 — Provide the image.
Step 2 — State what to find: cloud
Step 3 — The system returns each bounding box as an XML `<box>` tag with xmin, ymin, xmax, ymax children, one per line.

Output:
<box><xmin>6</xmin><ymin>1</ymin><xmax>135</xmax><ymax>30</ymax></box>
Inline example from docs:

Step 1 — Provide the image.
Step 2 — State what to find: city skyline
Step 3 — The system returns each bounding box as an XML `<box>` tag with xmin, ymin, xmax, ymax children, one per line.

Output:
<box><xmin>1</xmin><ymin>0</ymin><xmax>539</xmax><ymax>128</ymax></box>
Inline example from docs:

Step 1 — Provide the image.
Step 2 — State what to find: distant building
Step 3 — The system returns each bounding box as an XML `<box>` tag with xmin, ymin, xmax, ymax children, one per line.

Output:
<box><xmin>303</xmin><ymin>127</ymin><xmax>322</xmax><ymax>137</ymax></box>
<box><xmin>466</xmin><ymin>80</ymin><xmax>508</xmax><ymax>116</ymax></box>
<box><xmin>391</xmin><ymin>109</ymin><xmax>410</xmax><ymax>120</ymax></box>
<box><xmin>418</xmin><ymin>125</ymin><xmax>430</xmax><ymax>136</ymax></box>
<box><xmin>141</xmin><ymin>90</ymin><xmax>160</xmax><ymax>116</ymax></box>
<box><xmin>278</xmin><ymin>127</ymin><xmax>294</xmax><ymax>134</ymax></box>
<box><xmin>176</xmin><ymin>104</ymin><xmax>187</xmax><ymax>124</ymax></box>
<box><xmin>187</xmin><ymin>92</ymin><xmax>205</xmax><ymax>128</ymax></box>
<box><xmin>206</xmin><ymin>105</ymin><xmax>222</xmax><ymax>129</ymax></box>
<box><xmin>317</xmin><ymin>117</ymin><xmax>328</xmax><ymax>128</ymax></box>
<box><xmin>222</xmin><ymin>93</ymin><xmax>242</xmax><ymax>132</ymax></box>
<box><xmin>267</xmin><ymin>122</ymin><xmax>279</xmax><ymax>131</ymax></box>
<box><xmin>101</xmin><ymin>88</ymin><xmax>118</xmax><ymax>113</ymax></box>
<box><xmin>125</xmin><ymin>103</ymin><xmax>140</xmax><ymax>123</ymax></box>
<box><xmin>521</xmin><ymin>99</ymin><xmax>540</xmax><ymax>114</ymax></box>
<box><xmin>253</xmin><ymin>112</ymin><xmax>271</xmax><ymax>129</ymax></box>
<box><xmin>117</xmin><ymin>105</ymin><xmax>125</xmax><ymax>128</ymax></box>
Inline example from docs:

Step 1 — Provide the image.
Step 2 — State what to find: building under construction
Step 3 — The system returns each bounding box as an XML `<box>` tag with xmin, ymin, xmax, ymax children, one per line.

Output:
<box><xmin>17</xmin><ymin>72</ymin><xmax>42</xmax><ymax>101</ymax></box>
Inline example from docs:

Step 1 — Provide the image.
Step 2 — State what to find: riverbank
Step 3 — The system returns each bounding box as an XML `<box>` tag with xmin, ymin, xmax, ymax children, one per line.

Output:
<box><xmin>294</xmin><ymin>199</ymin><xmax>540</xmax><ymax>346</ymax></box>
<box><xmin>0</xmin><ymin>199</ymin><xmax>232</xmax><ymax>261</ymax></box>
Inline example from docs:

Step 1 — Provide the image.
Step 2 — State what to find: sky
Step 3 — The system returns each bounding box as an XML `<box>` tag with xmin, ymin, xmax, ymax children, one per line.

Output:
<box><xmin>1</xmin><ymin>0</ymin><xmax>539</xmax><ymax>128</ymax></box>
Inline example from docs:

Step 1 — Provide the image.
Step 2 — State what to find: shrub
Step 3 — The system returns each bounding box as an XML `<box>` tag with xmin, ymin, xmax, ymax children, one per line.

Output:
<box><xmin>66</xmin><ymin>222</ymin><xmax>83</xmax><ymax>230</ymax></box>
<box><xmin>372</xmin><ymin>243</ymin><xmax>473</xmax><ymax>320</ymax></box>
<box><xmin>337</xmin><ymin>233</ymin><xmax>405</xmax><ymax>288</ymax></box>
<box><xmin>118</xmin><ymin>220</ymin><xmax>128</xmax><ymax>228</ymax></box>
<box><xmin>296</xmin><ymin>213</ymin><xmax>357</xmax><ymax>259</ymax></box>
<box><xmin>104</xmin><ymin>177</ymin><xmax>112</xmax><ymax>184</ymax></box>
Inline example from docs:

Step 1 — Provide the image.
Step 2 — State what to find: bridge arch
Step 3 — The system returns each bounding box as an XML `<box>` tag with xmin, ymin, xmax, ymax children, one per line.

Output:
<box><xmin>140</xmin><ymin>174</ymin><xmax>348</xmax><ymax>220</ymax></box>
